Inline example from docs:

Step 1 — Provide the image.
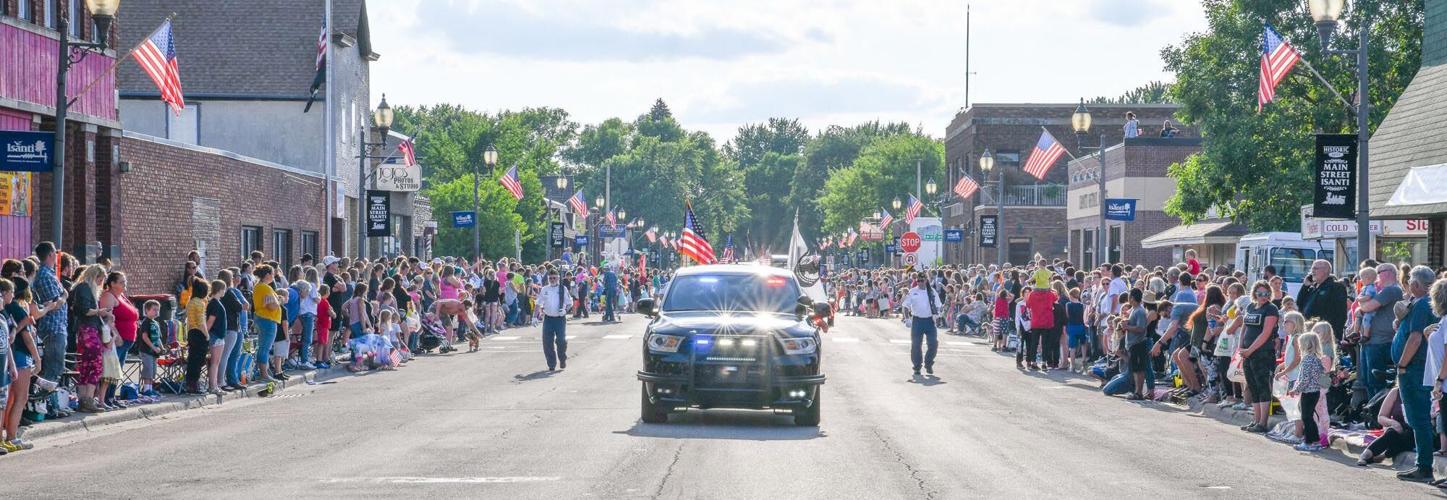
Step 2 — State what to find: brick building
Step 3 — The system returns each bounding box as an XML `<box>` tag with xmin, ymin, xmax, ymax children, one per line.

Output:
<box><xmin>1066</xmin><ymin>137</ymin><xmax>1201</xmax><ymax>268</ymax></box>
<box><xmin>113</xmin><ymin>132</ymin><xmax>327</xmax><ymax>293</ymax></box>
<box><xmin>943</xmin><ymin>103</ymin><xmax>1181</xmax><ymax>265</ymax></box>
<box><xmin>0</xmin><ymin>0</ymin><xmax>120</xmax><ymax>260</ymax></box>
<box><xmin>116</xmin><ymin>0</ymin><xmax>378</xmax><ymax>258</ymax></box>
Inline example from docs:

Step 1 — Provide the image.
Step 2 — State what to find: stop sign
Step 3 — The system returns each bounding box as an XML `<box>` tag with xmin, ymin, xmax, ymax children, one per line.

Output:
<box><xmin>900</xmin><ymin>231</ymin><xmax>922</xmax><ymax>253</ymax></box>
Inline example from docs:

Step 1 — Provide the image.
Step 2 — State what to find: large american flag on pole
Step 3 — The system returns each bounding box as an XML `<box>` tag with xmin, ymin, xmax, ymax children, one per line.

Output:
<box><xmin>499</xmin><ymin>165</ymin><xmax>524</xmax><ymax>200</ymax></box>
<box><xmin>1022</xmin><ymin>128</ymin><xmax>1067</xmax><ymax>180</ymax></box>
<box><xmin>904</xmin><ymin>194</ymin><xmax>923</xmax><ymax>224</ymax></box>
<box><xmin>568</xmin><ymin>190</ymin><xmax>589</xmax><ymax>217</ymax></box>
<box><xmin>678</xmin><ymin>202</ymin><xmax>717</xmax><ymax>265</ymax></box>
<box><xmin>953</xmin><ymin>174</ymin><xmax>980</xmax><ymax>199</ymax></box>
<box><xmin>1259</xmin><ymin>24</ymin><xmax>1302</xmax><ymax>112</ymax></box>
<box><xmin>133</xmin><ymin>20</ymin><xmax>185</xmax><ymax>115</ymax></box>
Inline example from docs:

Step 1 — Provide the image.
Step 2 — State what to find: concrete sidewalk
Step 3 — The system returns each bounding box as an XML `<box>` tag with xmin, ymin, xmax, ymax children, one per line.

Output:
<box><xmin>19</xmin><ymin>367</ymin><xmax>327</xmax><ymax>441</ymax></box>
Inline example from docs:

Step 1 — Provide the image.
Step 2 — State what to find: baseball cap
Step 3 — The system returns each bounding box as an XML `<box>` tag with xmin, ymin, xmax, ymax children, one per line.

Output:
<box><xmin>322</xmin><ymin>256</ymin><xmax>341</xmax><ymax>267</ymax></box>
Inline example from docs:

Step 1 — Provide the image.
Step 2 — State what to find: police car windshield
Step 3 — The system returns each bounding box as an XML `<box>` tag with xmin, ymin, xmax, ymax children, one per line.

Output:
<box><xmin>661</xmin><ymin>274</ymin><xmax>799</xmax><ymax>313</ymax></box>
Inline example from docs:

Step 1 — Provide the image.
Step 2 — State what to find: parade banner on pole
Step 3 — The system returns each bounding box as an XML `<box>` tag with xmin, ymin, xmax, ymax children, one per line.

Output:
<box><xmin>979</xmin><ymin>215</ymin><xmax>998</xmax><ymax>247</ymax></box>
<box><xmin>1313</xmin><ymin>134</ymin><xmax>1356</xmax><ymax>220</ymax></box>
<box><xmin>1103</xmin><ymin>199</ymin><xmax>1137</xmax><ymax>221</ymax></box>
<box><xmin>366</xmin><ymin>190</ymin><xmax>390</xmax><ymax>237</ymax></box>
<box><xmin>549</xmin><ymin>222</ymin><xmax>566</xmax><ymax>248</ymax></box>
<box><xmin>0</xmin><ymin>131</ymin><xmax>54</xmax><ymax>172</ymax></box>
<box><xmin>451</xmin><ymin>211</ymin><xmax>475</xmax><ymax>228</ymax></box>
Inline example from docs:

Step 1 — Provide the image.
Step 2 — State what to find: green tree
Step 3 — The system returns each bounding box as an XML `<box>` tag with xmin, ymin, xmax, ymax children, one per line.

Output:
<box><xmin>725</xmin><ymin>118</ymin><xmax>811</xmax><ymax>249</ymax></box>
<box><xmin>791</xmin><ymin>122</ymin><xmax>912</xmax><ymax>243</ymax></box>
<box><xmin>1162</xmin><ymin>0</ymin><xmax>1422</xmax><ymax>230</ymax></box>
<box><xmin>1089</xmin><ymin>81</ymin><xmax>1174</xmax><ymax>104</ymax></box>
<box><xmin>816</xmin><ymin>134</ymin><xmax>944</xmax><ymax>235</ymax></box>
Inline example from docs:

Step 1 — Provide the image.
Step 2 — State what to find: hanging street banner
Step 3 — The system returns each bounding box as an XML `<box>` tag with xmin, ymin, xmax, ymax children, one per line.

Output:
<box><xmin>598</xmin><ymin>226</ymin><xmax>626</xmax><ymax>238</ymax></box>
<box><xmin>366</xmin><ymin>190</ymin><xmax>391</xmax><ymax>237</ymax></box>
<box><xmin>574</xmin><ymin>235</ymin><xmax>590</xmax><ymax>247</ymax></box>
<box><xmin>549</xmin><ymin>222</ymin><xmax>566</xmax><ymax>248</ymax></box>
<box><xmin>979</xmin><ymin>215</ymin><xmax>998</xmax><ymax>248</ymax></box>
<box><xmin>0</xmin><ymin>172</ymin><xmax>33</xmax><ymax>216</ymax></box>
<box><xmin>374</xmin><ymin>158</ymin><xmax>421</xmax><ymax>192</ymax></box>
<box><xmin>451</xmin><ymin>211</ymin><xmax>475</xmax><ymax>228</ymax></box>
<box><xmin>944</xmin><ymin>229</ymin><xmax>964</xmax><ymax>243</ymax></box>
<box><xmin>1</xmin><ymin>131</ymin><xmax>54</xmax><ymax>172</ymax></box>
<box><xmin>1103</xmin><ymin>199</ymin><xmax>1138</xmax><ymax>221</ymax></box>
<box><xmin>1313</xmin><ymin>134</ymin><xmax>1356</xmax><ymax>220</ymax></box>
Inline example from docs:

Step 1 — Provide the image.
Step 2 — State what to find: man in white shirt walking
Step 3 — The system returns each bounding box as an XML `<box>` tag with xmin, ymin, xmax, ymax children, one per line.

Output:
<box><xmin>539</xmin><ymin>269</ymin><xmax>573</xmax><ymax>371</ymax></box>
<box><xmin>903</xmin><ymin>272</ymin><xmax>944</xmax><ymax>376</ymax></box>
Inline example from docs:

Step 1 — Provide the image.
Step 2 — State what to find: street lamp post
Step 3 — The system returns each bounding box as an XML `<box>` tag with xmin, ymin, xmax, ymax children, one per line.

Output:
<box><xmin>474</xmin><ymin>145</ymin><xmax>497</xmax><ymax>261</ymax></box>
<box><xmin>1309</xmin><ymin>0</ymin><xmax>1372</xmax><ymax>264</ymax></box>
<box><xmin>926</xmin><ymin>178</ymin><xmax>942</xmax><ymax>266</ymax></box>
<box><xmin>1073</xmin><ymin>99</ymin><xmax>1108</xmax><ymax>267</ymax></box>
<box><xmin>51</xmin><ymin>0</ymin><xmax>119</xmax><ymax>250</ymax></box>
<box><xmin>980</xmin><ymin>149</ymin><xmax>1003</xmax><ymax>267</ymax></box>
<box><xmin>357</xmin><ymin>95</ymin><xmax>395</xmax><ymax>259</ymax></box>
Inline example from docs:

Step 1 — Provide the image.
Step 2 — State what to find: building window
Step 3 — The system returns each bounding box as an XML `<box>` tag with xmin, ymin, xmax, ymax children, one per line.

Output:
<box><xmin>16</xmin><ymin>0</ymin><xmax>30</xmax><ymax>21</ymax></box>
<box><xmin>166</xmin><ymin>104</ymin><xmax>200</xmax><ymax>145</ymax></box>
<box><xmin>273</xmin><ymin>229</ymin><xmax>293</xmax><ymax>270</ymax></box>
<box><xmin>241</xmin><ymin>226</ymin><xmax>263</xmax><ymax>259</ymax></box>
<box><xmin>301</xmin><ymin>231</ymin><xmax>319</xmax><ymax>260</ymax></box>
<box><xmin>996</xmin><ymin>150</ymin><xmax>1021</xmax><ymax>166</ymax></box>
<box><xmin>67</xmin><ymin>0</ymin><xmax>80</xmax><ymax>37</ymax></box>
<box><xmin>43</xmin><ymin>0</ymin><xmax>56</xmax><ymax>29</ymax></box>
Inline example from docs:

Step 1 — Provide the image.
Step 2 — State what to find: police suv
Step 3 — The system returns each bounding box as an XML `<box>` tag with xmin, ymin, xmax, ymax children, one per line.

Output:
<box><xmin>635</xmin><ymin>265</ymin><xmax>830</xmax><ymax>426</ymax></box>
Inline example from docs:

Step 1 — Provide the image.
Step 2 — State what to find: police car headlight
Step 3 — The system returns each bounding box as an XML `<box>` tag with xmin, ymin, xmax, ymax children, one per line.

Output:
<box><xmin>647</xmin><ymin>333</ymin><xmax>685</xmax><ymax>353</ymax></box>
<box><xmin>779</xmin><ymin>337</ymin><xmax>817</xmax><ymax>355</ymax></box>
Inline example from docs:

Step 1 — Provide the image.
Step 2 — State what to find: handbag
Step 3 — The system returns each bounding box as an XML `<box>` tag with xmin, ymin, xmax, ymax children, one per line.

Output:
<box><xmin>99</xmin><ymin>320</ymin><xmax>115</xmax><ymax>344</ymax></box>
<box><xmin>101</xmin><ymin>344</ymin><xmax>122</xmax><ymax>381</ymax></box>
<box><xmin>1227</xmin><ymin>353</ymin><xmax>1246</xmax><ymax>384</ymax></box>
<box><xmin>1213</xmin><ymin>331</ymin><xmax>1237</xmax><ymax>357</ymax></box>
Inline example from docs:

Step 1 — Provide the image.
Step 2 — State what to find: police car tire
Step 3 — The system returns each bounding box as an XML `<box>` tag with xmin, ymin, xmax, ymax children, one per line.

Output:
<box><xmin>641</xmin><ymin>385</ymin><xmax>669</xmax><ymax>424</ymax></box>
<box><xmin>794</xmin><ymin>388</ymin><xmax>821</xmax><ymax>427</ymax></box>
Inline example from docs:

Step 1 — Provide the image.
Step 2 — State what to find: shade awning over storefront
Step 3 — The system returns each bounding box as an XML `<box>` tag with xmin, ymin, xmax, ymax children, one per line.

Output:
<box><xmin>1140</xmin><ymin>219</ymin><xmax>1249</xmax><ymax>249</ymax></box>
<box><xmin>1375</xmin><ymin>163</ymin><xmax>1447</xmax><ymax>219</ymax></box>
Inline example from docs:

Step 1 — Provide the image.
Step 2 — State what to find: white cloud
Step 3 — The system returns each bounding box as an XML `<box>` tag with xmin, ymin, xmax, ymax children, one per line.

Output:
<box><xmin>369</xmin><ymin>0</ymin><xmax>1208</xmax><ymax>142</ymax></box>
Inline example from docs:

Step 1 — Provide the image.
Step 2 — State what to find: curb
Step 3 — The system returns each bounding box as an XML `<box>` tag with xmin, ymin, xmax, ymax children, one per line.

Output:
<box><xmin>1182</xmin><ymin>396</ymin><xmax>1444</xmax><ymax>475</ymax></box>
<box><xmin>20</xmin><ymin>368</ymin><xmax>327</xmax><ymax>441</ymax></box>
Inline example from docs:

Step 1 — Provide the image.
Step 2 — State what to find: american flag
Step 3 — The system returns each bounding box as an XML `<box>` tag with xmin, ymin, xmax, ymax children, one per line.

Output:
<box><xmin>660</xmin><ymin>235</ymin><xmax>672</xmax><ymax>248</ymax></box>
<box><xmin>1259</xmin><ymin>24</ymin><xmax>1301</xmax><ymax>112</ymax></box>
<box><xmin>606</xmin><ymin>208</ymin><xmax>618</xmax><ymax>227</ymax></box>
<box><xmin>953</xmin><ymin>174</ymin><xmax>980</xmax><ymax>199</ymax></box>
<box><xmin>879</xmin><ymin>208</ymin><xmax>894</xmax><ymax>229</ymax></box>
<box><xmin>845</xmin><ymin>228</ymin><xmax>858</xmax><ymax>247</ymax></box>
<box><xmin>568</xmin><ymin>190</ymin><xmax>589</xmax><ymax>217</ymax></box>
<box><xmin>314</xmin><ymin>17</ymin><xmax>328</xmax><ymax>70</ymax></box>
<box><xmin>304</xmin><ymin>17</ymin><xmax>327</xmax><ymax>112</ymax></box>
<box><xmin>398</xmin><ymin>139</ymin><xmax>417</xmax><ymax>167</ymax></box>
<box><xmin>1022</xmin><ymin>128</ymin><xmax>1067</xmax><ymax>180</ymax></box>
<box><xmin>904</xmin><ymin>194</ymin><xmax>923</xmax><ymax>224</ymax></box>
<box><xmin>499</xmin><ymin>165</ymin><xmax>524</xmax><ymax>200</ymax></box>
<box><xmin>721</xmin><ymin>235</ymin><xmax>735</xmax><ymax>263</ymax></box>
<box><xmin>645</xmin><ymin>227</ymin><xmax>657</xmax><ymax>243</ymax></box>
<box><xmin>133</xmin><ymin>20</ymin><xmax>185</xmax><ymax>115</ymax></box>
<box><xmin>679</xmin><ymin>202</ymin><xmax>717</xmax><ymax>265</ymax></box>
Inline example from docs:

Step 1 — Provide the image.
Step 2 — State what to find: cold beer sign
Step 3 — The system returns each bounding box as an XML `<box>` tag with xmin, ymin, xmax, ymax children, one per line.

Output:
<box><xmin>1313</xmin><ymin>134</ymin><xmax>1356</xmax><ymax>220</ymax></box>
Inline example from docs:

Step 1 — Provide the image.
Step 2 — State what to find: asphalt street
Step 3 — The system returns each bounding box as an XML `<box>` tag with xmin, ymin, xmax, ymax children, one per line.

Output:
<box><xmin>5</xmin><ymin>314</ymin><xmax>1428</xmax><ymax>499</ymax></box>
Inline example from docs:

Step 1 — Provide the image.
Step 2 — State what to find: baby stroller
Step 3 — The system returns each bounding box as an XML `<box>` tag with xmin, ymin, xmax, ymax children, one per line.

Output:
<box><xmin>416</xmin><ymin>313</ymin><xmax>450</xmax><ymax>354</ymax></box>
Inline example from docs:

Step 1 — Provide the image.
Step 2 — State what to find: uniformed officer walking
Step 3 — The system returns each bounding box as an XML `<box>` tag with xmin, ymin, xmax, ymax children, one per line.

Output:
<box><xmin>539</xmin><ymin>270</ymin><xmax>573</xmax><ymax>371</ymax></box>
<box><xmin>903</xmin><ymin>272</ymin><xmax>943</xmax><ymax>376</ymax></box>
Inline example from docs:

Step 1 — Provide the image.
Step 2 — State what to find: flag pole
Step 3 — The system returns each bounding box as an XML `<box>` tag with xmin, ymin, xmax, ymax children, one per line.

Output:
<box><xmin>1295</xmin><ymin>57</ymin><xmax>1354</xmax><ymax>113</ymax></box>
<box><xmin>68</xmin><ymin>13</ymin><xmax>178</xmax><ymax>109</ymax></box>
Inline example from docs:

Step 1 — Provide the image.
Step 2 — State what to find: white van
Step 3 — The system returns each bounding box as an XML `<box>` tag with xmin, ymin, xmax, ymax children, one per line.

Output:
<box><xmin>1234</xmin><ymin>232</ymin><xmax>1335</xmax><ymax>297</ymax></box>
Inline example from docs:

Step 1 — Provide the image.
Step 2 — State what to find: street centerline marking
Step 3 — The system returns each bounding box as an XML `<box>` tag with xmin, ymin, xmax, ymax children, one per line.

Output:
<box><xmin>490</xmin><ymin>336</ymin><xmax>521</xmax><ymax>341</ymax></box>
<box><xmin>889</xmin><ymin>339</ymin><xmax>911</xmax><ymax>344</ymax></box>
<box><xmin>603</xmin><ymin>335</ymin><xmax>632</xmax><ymax>339</ymax></box>
<box><xmin>830</xmin><ymin>337</ymin><xmax>859</xmax><ymax>342</ymax></box>
<box><xmin>322</xmin><ymin>476</ymin><xmax>562</xmax><ymax>484</ymax></box>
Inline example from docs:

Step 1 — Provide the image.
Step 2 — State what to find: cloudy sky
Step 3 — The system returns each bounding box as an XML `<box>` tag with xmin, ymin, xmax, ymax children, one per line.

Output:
<box><xmin>369</xmin><ymin>0</ymin><xmax>1209</xmax><ymax>142</ymax></box>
